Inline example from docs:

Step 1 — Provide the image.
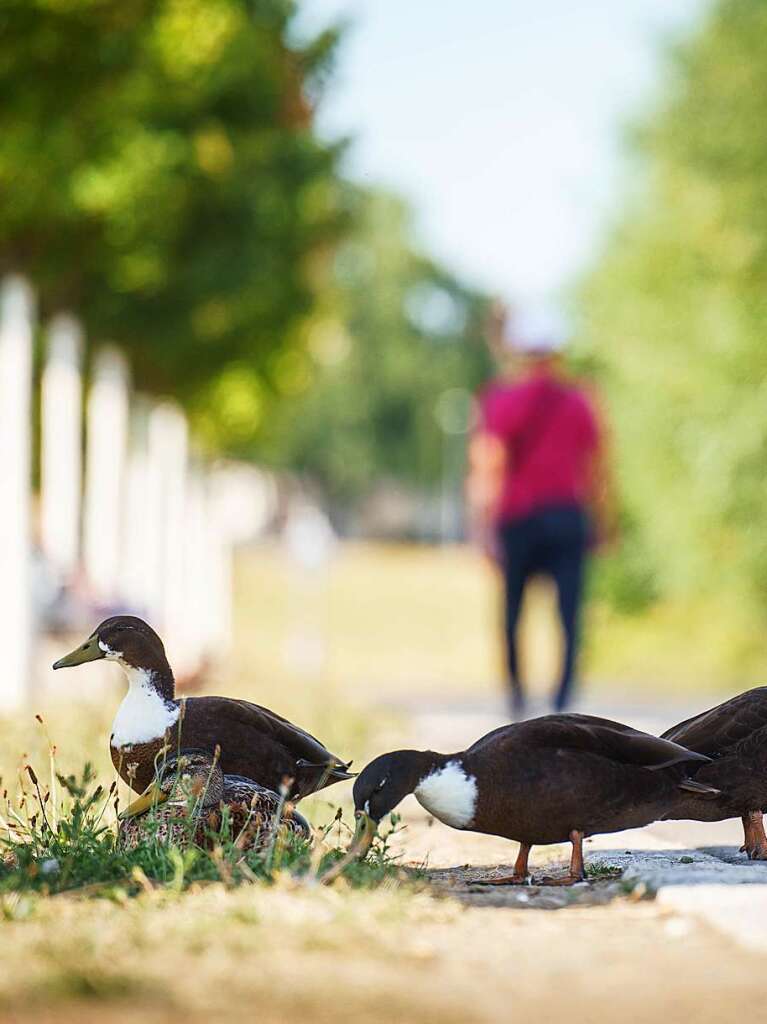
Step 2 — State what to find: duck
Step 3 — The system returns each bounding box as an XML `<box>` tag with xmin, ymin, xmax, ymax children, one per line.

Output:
<box><xmin>324</xmin><ymin>713</ymin><xmax>716</xmax><ymax>886</ymax></box>
<box><xmin>660</xmin><ymin>687</ymin><xmax>767</xmax><ymax>860</ymax></box>
<box><xmin>52</xmin><ymin>616</ymin><xmax>353</xmax><ymax>800</ymax></box>
<box><xmin>117</xmin><ymin>749</ymin><xmax>311</xmax><ymax>851</ymax></box>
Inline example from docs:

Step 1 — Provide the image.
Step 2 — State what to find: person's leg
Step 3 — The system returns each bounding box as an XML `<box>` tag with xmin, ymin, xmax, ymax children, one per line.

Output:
<box><xmin>544</xmin><ymin>508</ymin><xmax>588</xmax><ymax>712</ymax></box>
<box><xmin>498</xmin><ymin>521</ymin><xmax>532</xmax><ymax>717</ymax></box>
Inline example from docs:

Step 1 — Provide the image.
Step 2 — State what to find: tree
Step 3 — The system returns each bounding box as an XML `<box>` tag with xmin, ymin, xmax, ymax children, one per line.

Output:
<box><xmin>580</xmin><ymin>0</ymin><xmax>767</xmax><ymax>615</ymax></box>
<box><xmin>0</xmin><ymin>0</ymin><xmax>346</xmax><ymax>446</ymax></box>
<box><xmin>253</xmin><ymin>189</ymin><xmax>492</xmax><ymax>518</ymax></box>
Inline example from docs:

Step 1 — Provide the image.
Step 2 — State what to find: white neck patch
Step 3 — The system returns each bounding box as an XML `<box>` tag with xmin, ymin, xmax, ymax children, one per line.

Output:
<box><xmin>414</xmin><ymin>760</ymin><xmax>477</xmax><ymax>829</ymax></box>
<box><xmin>111</xmin><ymin>665</ymin><xmax>179</xmax><ymax>748</ymax></box>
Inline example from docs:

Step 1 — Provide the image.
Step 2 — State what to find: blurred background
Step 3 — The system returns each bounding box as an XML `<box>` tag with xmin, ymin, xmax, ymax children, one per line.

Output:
<box><xmin>2</xmin><ymin>0</ymin><xmax>765</xmax><ymax>756</ymax></box>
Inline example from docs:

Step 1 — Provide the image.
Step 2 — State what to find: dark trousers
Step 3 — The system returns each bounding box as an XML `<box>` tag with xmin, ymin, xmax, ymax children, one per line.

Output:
<box><xmin>498</xmin><ymin>504</ymin><xmax>589</xmax><ymax>713</ymax></box>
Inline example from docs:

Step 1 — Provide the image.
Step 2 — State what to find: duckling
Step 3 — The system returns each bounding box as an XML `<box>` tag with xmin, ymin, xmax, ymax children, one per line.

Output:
<box><xmin>53</xmin><ymin>616</ymin><xmax>353</xmax><ymax>800</ymax></box>
<box><xmin>661</xmin><ymin>687</ymin><xmax>767</xmax><ymax>859</ymax></box>
<box><xmin>325</xmin><ymin>714</ymin><xmax>715</xmax><ymax>885</ymax></box>
<box><xmin>118</xmin><ymin>749</ymin><xmax>311</xmax><ymax>850</ymax></box>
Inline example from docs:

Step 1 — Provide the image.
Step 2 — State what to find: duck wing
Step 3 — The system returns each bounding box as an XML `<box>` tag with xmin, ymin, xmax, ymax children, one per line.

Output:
<box><xmin>182</xmin><ymin>696</ymin><xmax>352</xmax><ymax>798</ymax></box>
<box><xmin>472</xmin><ymin>714</ymin><xmax>710</xmax><ymax>770</ymax></box>
<box><xmin>661</xmin><ymin>687</ymin><xmax>767</xmax><ymax>757</ymax></box>
<box><xmin>199</xmin><ymin>696</ymin><xmax>349</xmax><ymax>766</ymax></box>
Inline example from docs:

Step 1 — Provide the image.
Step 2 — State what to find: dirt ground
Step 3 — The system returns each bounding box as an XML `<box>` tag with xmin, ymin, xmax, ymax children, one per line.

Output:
<box><xmin>0</xmin><ymin>883</ymin><xmax>762</xmax><ymax>1024</ymax></box>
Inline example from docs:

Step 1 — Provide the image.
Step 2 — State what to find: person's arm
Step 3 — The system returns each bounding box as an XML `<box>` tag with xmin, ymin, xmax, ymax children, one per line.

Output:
<box><xmin>466</xmin><ymin>431</ymin><xmax>506</xmax><ymax>559</ymax></box>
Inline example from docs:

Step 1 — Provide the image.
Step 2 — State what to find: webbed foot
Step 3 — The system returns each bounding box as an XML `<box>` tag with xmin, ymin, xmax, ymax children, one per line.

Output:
<box><xmin>741</xmin><ymin>812</ymin><xmax>767</xmax><ymax>860</ymax></box>
<box><xmin>530</xmin><ymin>872</ymin><xmax>586</xmax><ymax>887</ymax></box>
<box><xmin>472</xmin><ymin>873</ymin><xmax>531</xmax><ymax>886</ymax></box>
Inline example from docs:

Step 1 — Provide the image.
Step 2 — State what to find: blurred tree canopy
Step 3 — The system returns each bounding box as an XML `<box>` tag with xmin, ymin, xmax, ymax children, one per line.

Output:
<box><xmin>0</xmin><ymin>0</ymin><xmax>346</xmax><ymax>437</ymax></box>
<box><xmin>250</xmin><ymin>190</ymin><xmax>492</xmax><ymax>513</ymax></box>
<box><xmin>581</xmin><ymin>0</ymin><xmax>767</xmax><ymax>618</ymax></box>
<box><xmin>1</xmin><ymin>0</ymin><xmax>490</xmax><ymax>507</ymax></box>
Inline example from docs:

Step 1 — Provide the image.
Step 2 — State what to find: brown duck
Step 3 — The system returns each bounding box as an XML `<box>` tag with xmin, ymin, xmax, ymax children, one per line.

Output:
<box><xmin>53</xmin><ymin>616</ymin><xmax>353</xmax><ymax>800</ymax></box>
<box><xmin>117</xmin><ymin>749</ymin><xmax>311</xmax><ymax>851</ymax></box>
<box><xmin>661</xmin><ymin>687</ymin><xmax>767</xmax><ymax>859</ymax></box>
<box><xmin>326</xmin><ymin>713</ymin><xmax>715</xmax><ymax>885</ymax></box>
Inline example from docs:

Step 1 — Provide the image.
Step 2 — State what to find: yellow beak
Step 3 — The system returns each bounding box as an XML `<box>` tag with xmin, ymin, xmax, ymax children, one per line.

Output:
<box><xmin>118</xmin><ymin>781</ymin><xmax>169</xmax><ymax>821</ymax></box>
<box><xmin>52</xmin><ymin>635</ymin><xmax>104</xmax><ymax>670</ymax></box>
<box><xmin>320</xmin><ymin>811</ymin><xmax>377</xmax><ymax>885</ymax></box>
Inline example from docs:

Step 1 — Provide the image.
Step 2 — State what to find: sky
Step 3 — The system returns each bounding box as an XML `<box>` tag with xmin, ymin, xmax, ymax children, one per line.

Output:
<box><xmin>293</xmin><ymin>0</ymin><xmax>710</xmax><ymax>309</ymax></box>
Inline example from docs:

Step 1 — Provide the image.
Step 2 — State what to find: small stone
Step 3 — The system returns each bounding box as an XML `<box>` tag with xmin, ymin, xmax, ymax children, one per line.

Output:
<box><xmin>679</xmin><ymin>856</ymin><xmax>694</xmax><ymax>864</ymax></box>
<box><xmin>40</xmin><ymin>858</ymin><xmax>59</xmax><ymax>875</ymax></box>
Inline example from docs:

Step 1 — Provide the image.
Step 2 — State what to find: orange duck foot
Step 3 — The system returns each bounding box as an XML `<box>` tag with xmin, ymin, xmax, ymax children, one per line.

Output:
<box><xmin>529</xmin><ymin>872</ymin><xmax>587</xmax><ymax>887</ymax></box>
<box><xmin>741</xmin><ymin>812</ymin><xmax>767</xmax><ymax>860</ymax></box>
<box><xmin>473</xmin><ymin>843</ymin><xmax>532</xmax><ymax>885</ymax></box>
<box><xmin>742</xmin><ymin>841</ymin><xmax>767</xmax><ymax>861</ymax></box>
<box><xmin>473</xmin><ymin>873</ymin><xmax>531</xmax><ymax>886</ymax></box>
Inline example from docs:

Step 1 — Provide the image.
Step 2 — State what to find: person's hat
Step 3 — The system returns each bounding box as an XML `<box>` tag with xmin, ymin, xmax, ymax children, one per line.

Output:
<box><xmin>503</xmin><ymin>307</ymin><xmax>568</xmax><ymax>355</ymax></box>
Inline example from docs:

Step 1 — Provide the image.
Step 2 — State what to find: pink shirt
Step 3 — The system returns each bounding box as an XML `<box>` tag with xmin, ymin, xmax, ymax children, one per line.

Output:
<box><xmin>479</xmin><ymin>370</ymin><xmax>600</xmax><ymax>523</ymax></box>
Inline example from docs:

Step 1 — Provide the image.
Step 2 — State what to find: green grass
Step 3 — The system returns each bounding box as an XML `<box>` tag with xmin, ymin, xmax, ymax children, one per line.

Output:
<box><xmin>584</xmin><ymin>863</ymin><xmax>623</xmax><ymax>881</ymax></box>
<box><xmin>0</xmin><ymin>758</ymin><xmax>410</xmax><ymax>899</ymax></box>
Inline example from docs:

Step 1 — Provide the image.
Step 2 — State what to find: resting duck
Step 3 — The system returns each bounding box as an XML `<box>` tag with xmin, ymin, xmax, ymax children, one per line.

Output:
<box><xmin>117</xmin><ymin>749</ymin><xmax>311</xmax><ymax>851</ymax></box>
<box><xmin>325</xmin><ymin>714</ymin><xmax>714</xmax><ymax>885</ymax></box>
<box><xmin>661</xmin><ymin>687</ymin><xmax>767</xmax><ymax>859</ymax></box>
<box><xmin>53</xmin><ymin>616</ymin><xmax>353</xmax><ymax>800</ymax></box>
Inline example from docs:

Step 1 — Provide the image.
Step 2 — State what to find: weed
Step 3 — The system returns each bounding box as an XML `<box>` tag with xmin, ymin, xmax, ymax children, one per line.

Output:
<box><xmin>584</xmin><ymin>863</ymin><xmax>623</xmax><ymax>881</ymax></box>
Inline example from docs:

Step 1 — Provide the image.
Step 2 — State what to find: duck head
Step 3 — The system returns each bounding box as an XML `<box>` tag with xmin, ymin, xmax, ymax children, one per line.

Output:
<box><xmin>118</xmin><ymin>749</ymin><xmax>224</xmax><ymax>820</ymax></box>
<box><xmin>53</xmin><ymin>616</ymin><xmax>173</xmax><ymax>688</ymax></box>
<box><xmin>321</xmin><ymin>750</ymin><xmax>438</xmax><ymax>883</ymax></box>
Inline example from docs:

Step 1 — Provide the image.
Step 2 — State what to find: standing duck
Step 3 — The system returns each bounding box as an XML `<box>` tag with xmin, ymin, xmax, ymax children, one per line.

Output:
<box><xmin>117</xmin><ymin>749</ymin><xmax>311</xmax><ymax>851</ymax></box>
<box><xmin>661</xmin><ymin>687</ymin><xmax>767</xmax><ymax>859</ymax></box>
<box><xmin>53</xmin><ymin>616</ymin><xmax>353</xmax><ymax>800</ymax></box>
<box><xmin>325</xmin><ymin>714</ymin><xmax>715</xmax><ymax>885</ymax></box>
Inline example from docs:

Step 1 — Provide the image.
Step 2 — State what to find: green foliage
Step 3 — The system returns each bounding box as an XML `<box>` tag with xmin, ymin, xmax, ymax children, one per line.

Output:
<box><xmin>0</xmin><ymin>762</ymin><xmax>408</xmax><ymax>897</ymax></box>
<box><xmin>0</xmin><ymin>0</ymin><xmax>346</xmax><ymax>445</ymax></box>
<box><xmin>580</xmin><ymin>0</ymin><xmax>767</xmax><ymax>617</ymax></box>
<box><xmin>254</xmin><ymin>190</ymin><xmax>492</xmax><ymax>508</ymax></box>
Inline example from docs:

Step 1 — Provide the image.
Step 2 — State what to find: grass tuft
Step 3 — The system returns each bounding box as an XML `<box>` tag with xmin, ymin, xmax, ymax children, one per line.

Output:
<box><xmin>0</xmin><ymin>755</ymin><xmax>410</xmax><ymax>899</ymax></box>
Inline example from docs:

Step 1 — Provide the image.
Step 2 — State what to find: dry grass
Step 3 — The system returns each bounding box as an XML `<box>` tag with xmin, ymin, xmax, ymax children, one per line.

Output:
<box><xmin>0</xmin><ymin>875</ymin><xmax>763</xmax><ymax>1024</ymax></box>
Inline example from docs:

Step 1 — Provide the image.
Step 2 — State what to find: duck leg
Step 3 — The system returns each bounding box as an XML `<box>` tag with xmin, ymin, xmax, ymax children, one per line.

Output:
<box><xmin>740</xmin><ymin>811</ymin><xmax>767</xmax><ymax>860</ymax></box>
<box><xmin>474</xmin><ymin>842</ymin><xmax>532</xmax><ymax>885</ymax></box>
<box><xmin>533</xmin><ymin>830</ymin><xmax>587</xmax><ymax>886</ymax></box>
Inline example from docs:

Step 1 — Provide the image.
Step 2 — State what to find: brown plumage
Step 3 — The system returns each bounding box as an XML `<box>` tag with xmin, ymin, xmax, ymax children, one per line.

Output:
<box><xmin>53</xmin><ymin>617</ymin><xmax>353</xmax><ymax>800</ymax></box>
<box><xmin>117</xmin><ymin>750</ymin><xmax>311</xmax><ymax>851</ymax></box>
<box><xmin>339</xmin><ymin>714</ymin><xmax>714</xmax><ymax>886</ymax></box>
<box><xmin>661</xmin><ymin>687</ymin><xmax>767</xmax><ymax>859</ymax></box>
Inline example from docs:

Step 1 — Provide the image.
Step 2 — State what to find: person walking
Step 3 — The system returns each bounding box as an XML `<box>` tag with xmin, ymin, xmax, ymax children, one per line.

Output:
<box><xmin>467</xmin><ymin>303</ymin><xmax>615</xmax><ymax>717</ymax></box>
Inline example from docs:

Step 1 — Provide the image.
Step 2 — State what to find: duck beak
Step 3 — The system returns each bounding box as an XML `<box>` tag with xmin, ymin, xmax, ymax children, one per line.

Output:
<box><xmin>52</xmin><ymin>635</ymin><xmax>104</xmax><ymax>670</ymax></box>
<box><xmin>320</xmin><ymin>811</ymin><xmax>377</xmax><ymax>885</ymax></box>
<box><xmin>118</xmin><ymin>782</ymin><xmax>168</xmax><ymax>821</ymax></box>
<box><xmin>348</xmin><ymin>810</ymin><xmax>377</xmax><ymax>858</ymax></box>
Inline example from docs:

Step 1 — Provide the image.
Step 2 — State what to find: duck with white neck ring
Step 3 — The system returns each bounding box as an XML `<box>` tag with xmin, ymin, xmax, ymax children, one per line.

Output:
<box><xmin>322</xmin><ymin>714</ymin><xmax>719</xmax><ymax>886</ymax></box>
<box><xmin>53</xmin><ymin>616</ymin><xmax>354</xmax><ymax>801</ymax></box>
